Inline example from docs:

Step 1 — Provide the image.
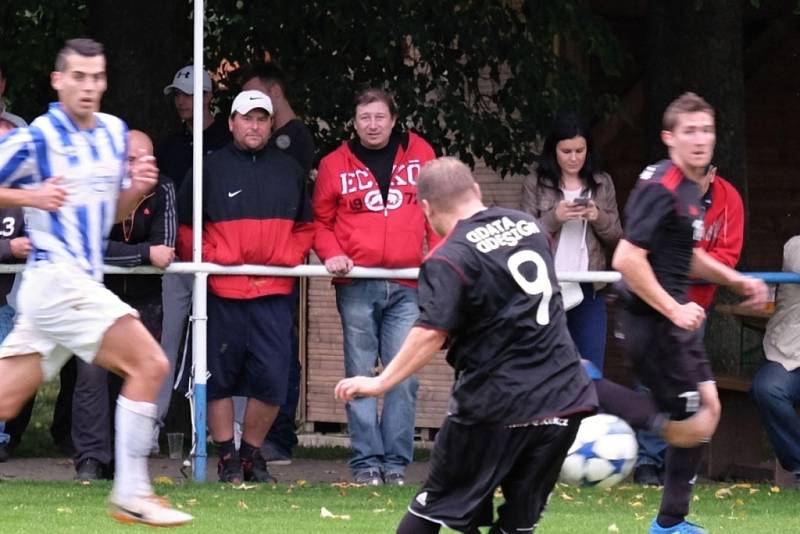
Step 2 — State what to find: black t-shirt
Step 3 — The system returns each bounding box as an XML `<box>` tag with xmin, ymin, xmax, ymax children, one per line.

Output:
<box><xmin>268</xmin><ymin>118</ymin><xmax>315</xmax><ymax>177</ymax></box>
<box><xmin>155</xmin><ymin>116</ymin><xmax>232</xmax><ymax>191</ymax></box>
<box><xmin>349</xmin><ymin>131</ymin><xmax>405</xmax><ymax>202</ymax></box>
<box><xmin>416</xmin><ymin>206</ymin><xmax>598</xmax><ymax>426</ymax></box>
<box><xmin>622</xmin><ymin>159</ymin><xmax>704</xmax><ymax>312</ymax></box>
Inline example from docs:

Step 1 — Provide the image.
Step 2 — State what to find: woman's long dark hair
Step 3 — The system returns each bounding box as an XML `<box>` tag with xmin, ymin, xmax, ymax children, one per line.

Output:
<box><xmin>537</xmin><ymin>112</ymin><xmax>602</xmax><ymax>195</ymax></box>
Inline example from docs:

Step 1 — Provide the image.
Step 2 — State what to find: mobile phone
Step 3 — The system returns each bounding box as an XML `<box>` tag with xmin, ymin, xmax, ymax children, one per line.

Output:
<box><xmin>573</xmin><ymin>196</ymin><xmax>589</xmax><ymax>206</ymax></box>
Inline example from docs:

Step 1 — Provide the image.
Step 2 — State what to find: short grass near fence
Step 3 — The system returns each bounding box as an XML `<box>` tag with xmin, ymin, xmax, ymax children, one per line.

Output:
<box><xmin>1</xmin><ymin>479</ymin><xmax>799</xmax><ymax>533</ymax></box>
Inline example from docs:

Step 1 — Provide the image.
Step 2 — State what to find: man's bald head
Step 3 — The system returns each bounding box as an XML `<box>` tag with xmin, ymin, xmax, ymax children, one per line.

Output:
<box><xmin>128</xmin><ymin>129</ymin><xmax>154</xmax><ymax>159</ymax></box>
<box><xmin>417</xmin><ymin>157</ymin><xmax>479</xmax><ymax>212</ymax></box>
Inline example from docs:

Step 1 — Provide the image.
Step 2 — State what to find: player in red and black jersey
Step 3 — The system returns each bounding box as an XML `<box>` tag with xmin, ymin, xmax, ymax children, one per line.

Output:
<box><xmin>336</xmin><ymin>156</ymin><xmax>598</xmax><ymax>533</ymax></box>
<box><xmin>593</xmin><ymin>93</ymin><xmax>767</xmax><ymax>534</ymax></box>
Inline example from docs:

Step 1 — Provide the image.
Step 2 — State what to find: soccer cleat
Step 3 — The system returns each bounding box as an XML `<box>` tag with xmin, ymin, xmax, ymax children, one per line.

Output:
<box><xmin>649</xmin><ymin>518</ymin><xmax>708</xmax><ymax>534</ymax></box>
<box><xmin>110</xmin><ymin>494</ymin><xmax>193</xmax><ymax>527</ymax></box>
<box><xmin>241</xmin><ymin>450</ymin><xmax>277</xmax><ymax>483</ymax></box>
<box><xmin>218</xmin><ymin>452</ymin><xmax>244</xmax><ymax>484</ymax></box>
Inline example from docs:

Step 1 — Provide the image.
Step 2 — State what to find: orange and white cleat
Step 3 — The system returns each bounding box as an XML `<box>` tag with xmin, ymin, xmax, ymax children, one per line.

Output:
<box><xmin>110</xmin><ymin>493</ymin><xmax>193</xmax><ymax>527</ymax></box>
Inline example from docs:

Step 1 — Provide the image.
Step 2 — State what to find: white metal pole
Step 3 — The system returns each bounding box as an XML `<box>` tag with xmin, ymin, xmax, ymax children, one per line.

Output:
<box><xmin>191</xmin><ymin>0</ymin><xmax>208</xmax><ymax>482</ymax></box>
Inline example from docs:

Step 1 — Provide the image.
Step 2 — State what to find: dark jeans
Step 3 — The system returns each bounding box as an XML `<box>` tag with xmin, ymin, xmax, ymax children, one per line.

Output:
<box><xmin>566</xmin><ymin>283</ymin><xmax>608</xmax><ymax>373</ymax></box>
<box><xmin>71</xmin><ymin>294</ymin><xmax>161</xmax><ymax>466</ymax></box>
<box><xmin>751</xmin><ymin>360</ymin><xmax>800</xmax><ymax>473</ymax></box>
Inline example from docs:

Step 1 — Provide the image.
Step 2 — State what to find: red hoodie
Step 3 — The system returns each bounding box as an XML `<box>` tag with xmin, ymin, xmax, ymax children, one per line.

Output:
<box><xmin>313</xmin><ymin>131</ymin><xmax>437</xmax><ymax>285</ymax></box>
<box><xmin>689</xmin><ymin>175</ymin><xmax>744</xmax><ymax>309</ymax></box>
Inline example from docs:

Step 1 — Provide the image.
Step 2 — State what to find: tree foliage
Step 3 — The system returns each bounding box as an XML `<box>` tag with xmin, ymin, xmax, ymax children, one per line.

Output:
<box><xmin>1</xmin><ymin>0</ymin><xmax>623</xmax><ymax>176</ymax></box>
<box><xmin>205</xmin><ymin>0</ymin><xmax>623</xmax><ymax>175</ymax></box>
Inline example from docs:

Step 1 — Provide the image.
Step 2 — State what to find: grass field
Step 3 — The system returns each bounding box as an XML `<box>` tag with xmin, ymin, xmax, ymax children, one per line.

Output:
<box><xmin>1</xmin><ymin>479</ymin><xmax>799</xmax><ymax>533</ymax></box>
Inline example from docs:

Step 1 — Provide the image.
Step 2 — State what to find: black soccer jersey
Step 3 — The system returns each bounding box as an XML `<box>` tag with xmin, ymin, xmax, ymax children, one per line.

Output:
<box><xmin>416</xmin><ymin>207</ymin><xmax>597</xmax><ymax>426</ymax></box>
<box><xmin>622</xmin><ymin>160</ymin><xmax>704</xmax><ymax>312</ymax></box>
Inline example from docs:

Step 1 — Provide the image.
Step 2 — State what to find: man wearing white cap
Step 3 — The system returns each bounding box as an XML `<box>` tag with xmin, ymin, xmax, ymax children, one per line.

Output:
<box><xmin>177</xmin><ymin>90</ymin><xmax>315</xmax><ymax>483</ymax></box>
<box><xmin>154</xmin><ymin>65</ymin><xmax>231</xmax><ymax>453</ymax></box>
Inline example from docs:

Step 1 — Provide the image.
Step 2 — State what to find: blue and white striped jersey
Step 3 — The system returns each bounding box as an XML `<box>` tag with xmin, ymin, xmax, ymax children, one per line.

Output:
<box><xmin>0</xmin><ymin>102</ymin><xmax>129</xmax><ymax>281</ymax></box>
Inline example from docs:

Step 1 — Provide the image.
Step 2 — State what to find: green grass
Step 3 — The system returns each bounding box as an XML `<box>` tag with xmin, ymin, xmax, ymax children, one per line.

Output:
<box><xmin>1</xmin><ymin>480</ymin><xmax>799</xmax><ymax>533</ymax></box>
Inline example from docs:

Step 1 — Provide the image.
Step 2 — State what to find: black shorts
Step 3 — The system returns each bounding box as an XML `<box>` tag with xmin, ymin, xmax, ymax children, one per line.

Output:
<box><xmin>621</xmin><ymin>309</ymin><xmax>714</xmax><ymax>419</ymax></box>
<box><xmin>206</xmin><ymin>293</ymin><xmax>293</xmax><ymax>404</ymax></box>
<box><xmin>407</xmin><ymin>415</ymin><xmax>582</xmax><ymax>533</ymax></box>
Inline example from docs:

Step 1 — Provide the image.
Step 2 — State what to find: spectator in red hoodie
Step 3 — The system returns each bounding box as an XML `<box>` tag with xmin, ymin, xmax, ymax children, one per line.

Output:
<box><xmin>633</xmin><ymin>164</ymin><xmax>744</xmax><ymax>486</ymax></box>
<box><xmin>313</xmin><ymin>88</ymin><xmax>436</xmax><ymax>486</ymax></box>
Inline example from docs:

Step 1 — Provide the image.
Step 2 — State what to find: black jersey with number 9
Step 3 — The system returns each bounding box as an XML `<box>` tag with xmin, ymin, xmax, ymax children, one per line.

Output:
<box><xmin>416</xmin><ymin>206</ymin><xmax>597</xmax><ymax>426</ymax></box>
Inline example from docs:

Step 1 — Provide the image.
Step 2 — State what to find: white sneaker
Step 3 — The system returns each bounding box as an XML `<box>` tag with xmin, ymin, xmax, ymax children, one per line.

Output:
<box><xmin>110</xmin><ymin>493</ymin><xmax>193</xmax><ymax>527</ymax></box>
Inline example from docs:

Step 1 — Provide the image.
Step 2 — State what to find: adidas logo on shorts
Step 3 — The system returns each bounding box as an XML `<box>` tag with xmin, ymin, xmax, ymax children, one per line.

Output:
<box><xmin>415</xmin><ymin>492</ymin><xmax>428</xmax><ymax>507</ymax></box>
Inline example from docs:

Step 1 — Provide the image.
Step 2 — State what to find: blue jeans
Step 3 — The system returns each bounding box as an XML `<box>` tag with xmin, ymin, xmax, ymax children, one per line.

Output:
<box><xmin>566</xmin><ymin>283</ymin><xmax>607</xmax><ymax>372</ymax></box>
<box><xmin>751</xmin><ymin>360</ymin><xmax>800</xmax><ymax>473</ymax></box>
<box><xmin>336</xmin><ymin>280</ymin><xmax>420</xmax><ymax>476</ymax></box>
<box><xmin>0</xmin><ymin>303</ymin><xmax>16</xmax><ymax>445</ymax></box>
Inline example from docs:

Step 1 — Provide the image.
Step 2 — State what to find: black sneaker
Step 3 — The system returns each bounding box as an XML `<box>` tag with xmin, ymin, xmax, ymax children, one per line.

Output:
<box><xmin>353</xmin><ymin>469</ymin><xmax>383</xmax><ymax>486</ymax></box>
<box><xmin>261</xmin><ymin>441</ymin><xmax>292</xmax><ymax>466</ymax></box>
<box><xmin>633</xmin><ymin>464</ymin><xmax>662</xmax><ymax>486</ymax></box>
<box><xmin>75</xmin><ymin>458</ymin><xmax>105</xmax><ymax>481</ymax></box>
<box><xmin>242</xmin><ymin>450</ymin><xmax>277</xmax><ymax>483</ymax></box>
<box><xmin>384</xmin><ymin>472</ymin><xmax>405</xmax><ymax>486</ymax></box>
<box><xmin>218</xmin><ymin>452</ymin><xmax>244</xmax><ymax>484</ymax></box>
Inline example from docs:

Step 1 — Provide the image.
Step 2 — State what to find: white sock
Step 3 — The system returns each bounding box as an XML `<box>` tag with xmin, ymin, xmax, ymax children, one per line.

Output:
<box><xmin>112</xmin><ymin>395</ymin><xmax>157</xmax><ymax>500</ymax></box>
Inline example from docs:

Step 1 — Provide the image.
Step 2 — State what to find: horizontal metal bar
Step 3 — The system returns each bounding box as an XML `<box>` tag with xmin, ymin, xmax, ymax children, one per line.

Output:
<box><xmin>0</xmin><ymin>262</ymin><xmax>796</xmax><ymax>284</ymax></box>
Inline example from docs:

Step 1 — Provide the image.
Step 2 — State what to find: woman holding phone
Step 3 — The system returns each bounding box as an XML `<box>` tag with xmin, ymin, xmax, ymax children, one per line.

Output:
<box><xmin>521</xmin><ymin>112</ymin><xmax>622</xmax><ymax>374</ymax></box>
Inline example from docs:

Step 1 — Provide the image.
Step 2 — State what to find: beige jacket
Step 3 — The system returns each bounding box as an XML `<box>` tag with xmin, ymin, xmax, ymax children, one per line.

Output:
<box><xmin>764</xmin><ymin>236</ymin><xmax>800</xmax><ymax>371</ymax></box>
<box><xmin>520</xmin><ymin>169</ymin><xmax>622</xmax><ymax>288</ymax></box>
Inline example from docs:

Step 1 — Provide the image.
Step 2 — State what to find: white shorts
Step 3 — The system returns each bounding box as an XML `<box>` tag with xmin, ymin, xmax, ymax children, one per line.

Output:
<box><xmin>0</xmin><ymin>263</ymin><xmax>137</xmax><ymax>380</ymax></box>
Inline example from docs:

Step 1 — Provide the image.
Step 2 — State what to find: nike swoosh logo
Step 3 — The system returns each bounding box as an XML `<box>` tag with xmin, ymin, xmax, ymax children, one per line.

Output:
<box><xmin>228</xmin><ymin>190</ymin><xmax>242</xmax><ymax>198</ymax></box>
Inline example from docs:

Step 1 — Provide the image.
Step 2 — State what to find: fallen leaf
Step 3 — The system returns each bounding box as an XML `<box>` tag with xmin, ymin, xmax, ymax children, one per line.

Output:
<box><xmin>56</xmin><ymin>507</ymin><xmax>72</xmax><ymax>514</ymax></box>
<box><xmin>296</xmin><ymin>480</ymin><xmax>307</xmax><ymax>487</ymax></box>
<box><xmin>237</xmin><ymin>500</ymin><xmax>249</xmax><ymax>510</ymax></box>
<box><xmin>291</xmin><ymin>504</ymin><xmax>300</xmax><ymax>510</ymax></box>
<box><xmin>232</xmin><ymin>483</ymin><xmax>257</xmax><ymax>490</ymax></box>
<box><xmin>608</xmin><ymin>524</ymin><xmax>620</xmax><ymax>532</ymax></box>
<box><xmin>373</xmin><ymin>508</ymin><xmax>386</xmax><ymax>513</ymax></box>
<box><xmin>559</xmin><ymin>492</ymin><xmax>574</xmax><ymax>501</ymax></box>
<box><xmin>770</xmin><ymin>486</ymin><xmax>781</xmax><ymax>493</ymax></box>
<box><xmin>153</xmin><ymin>475</ymin><xmax>174</xmax><ymax>485</ymax></box>
<box><xmin>714</xmin><ymin>488</ymin><xmax>733</xmax><ymax>499</ymax></box>
<box><xmin>320</xmin><ymin>506</ymin><xmax>351</xmax><ymax>520</ymax></box>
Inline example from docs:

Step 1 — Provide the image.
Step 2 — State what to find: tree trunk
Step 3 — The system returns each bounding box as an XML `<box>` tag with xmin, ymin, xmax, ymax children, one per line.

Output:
<box><xmin>644</xmin><ymin>0</ymin><xmax>747</xmax><ymax>213</ymax></box>
<box><xmin>87</xmin><ymin>0</ymin><xmax>192</xmax><ymax>142</ymax></box>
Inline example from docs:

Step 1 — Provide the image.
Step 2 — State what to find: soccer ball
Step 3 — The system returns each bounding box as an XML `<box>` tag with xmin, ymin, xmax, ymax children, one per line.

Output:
<box><xmin>559</xmin><ymin>414</ymin><xmax>638</xmax><ymax>488</ymax></box>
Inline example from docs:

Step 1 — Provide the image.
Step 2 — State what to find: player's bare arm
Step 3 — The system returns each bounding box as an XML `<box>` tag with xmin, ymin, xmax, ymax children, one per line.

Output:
<box><xmin>115</xmin><ymin>150</ymin><xmax>157</xmax><ymax>222</ymax></box>
<box><xmin>612</xmin><ymin>238</ymin><xmax>705</xmax><ymax>330</ymax></box>
<box><xmin>335</xmin><ymin>326</ymin><xmax>446</xmax><ymax>402</ymax></box>
<box><xmin>690</xmin><ymin>247</ymin><xmax>767</xmax><ymax>309</ymax></box>
<box><xmin>0</xmin><ymin>176</ymin><xmax>66</xmax><ymax>211</ymax></box>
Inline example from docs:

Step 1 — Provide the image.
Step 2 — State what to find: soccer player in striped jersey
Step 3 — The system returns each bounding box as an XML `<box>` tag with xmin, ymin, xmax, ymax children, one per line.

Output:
<box><xmin>0</xmin><ymin>38</ymin><xmax>191</xmax><ymax>527</ymax></box>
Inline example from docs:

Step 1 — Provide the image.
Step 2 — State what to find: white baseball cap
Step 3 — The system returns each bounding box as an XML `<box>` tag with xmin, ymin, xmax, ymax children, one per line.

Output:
<box><xmin>163</xmin><ymin>66</ymin><xmax>212</xmax><ymax>95</ymax></box>
<box><xmin>230</xmin><ymin>90</ymin><xmax>273</xmax><ymax>116</ymax></box>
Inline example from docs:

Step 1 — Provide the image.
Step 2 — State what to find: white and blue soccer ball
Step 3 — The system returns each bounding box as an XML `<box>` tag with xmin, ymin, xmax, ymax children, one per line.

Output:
<box><xmin>559</xmin><ymin>414</ymin><xmax>638</xmax><ymax>488</ymax></box>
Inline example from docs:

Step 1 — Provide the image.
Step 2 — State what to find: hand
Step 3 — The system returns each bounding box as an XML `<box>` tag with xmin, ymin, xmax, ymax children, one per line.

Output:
<box><xmin>9</xmin><ymin>237</ymin><xmax>31</xmax><ymax>259</ymax></box>
<box><xmin>730</xmin><ymin>276</ymin><xmax>768</xmax><ymax>310</ymax></box>
<box><xmin>334</xmin><ymin>376</ymin><xmax>384</xmax><ymax>403</ymax></box>
<box><xmin>149</xmin><ymin>245</ymin><xmax>175</xmax><ymax>269</ymax></box>
<box><xmin>30</xmin><ymin>176</ymin><xmax>66</xmax><ymax>211</ymax></box>
<box><xmin>667</xmin><ymin>301</ymin><xmax>706</xmax><ymax>331</ymax></box>
<box><xmin>128</xmin><ymin>150</ymin><xmax>159</xmax><ymax>195</ymax></box>
<box><xmin>583</xmin><ymin>200</ymin><xmax>599</xmax><ymax>221</ymax></box>
<box><xmin>324</xmin><ymin>255</ymin><xmax>354</xmax><ymax>276</ymax></box>
<box><xmin>554</xmin><ymin>199</ymin><xmax>588</xmax><ymax>222</ymax></box>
